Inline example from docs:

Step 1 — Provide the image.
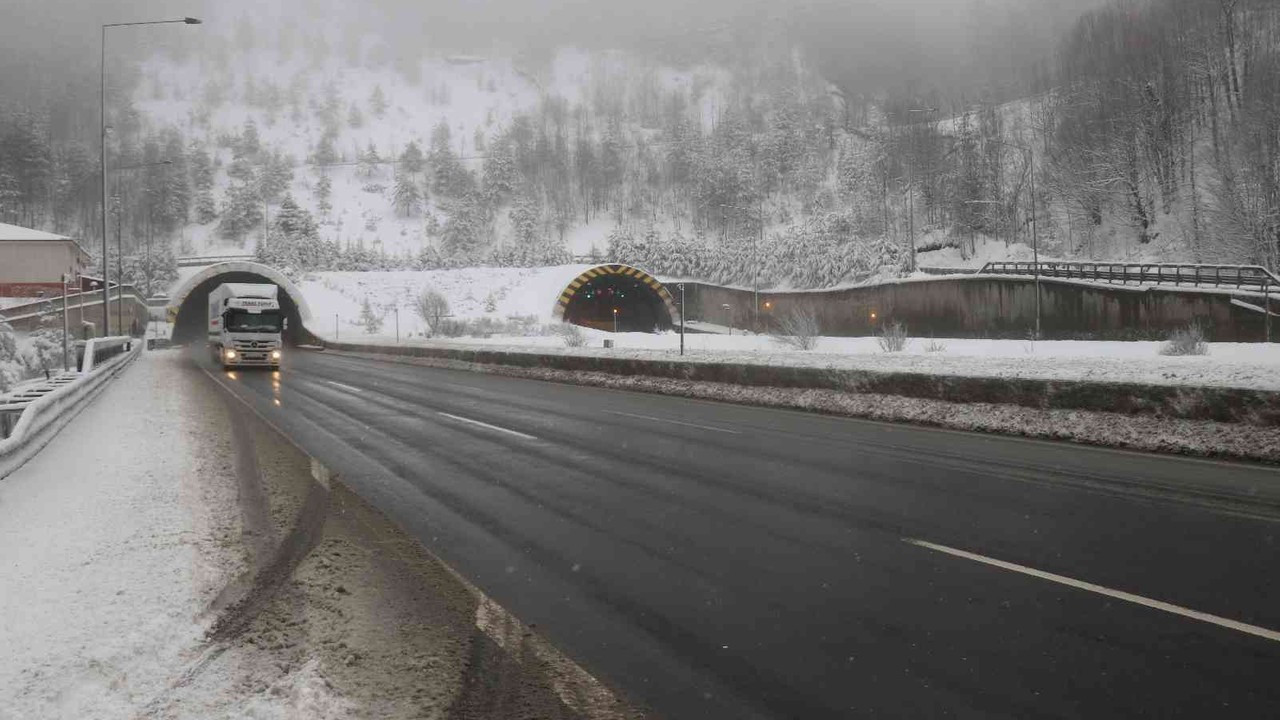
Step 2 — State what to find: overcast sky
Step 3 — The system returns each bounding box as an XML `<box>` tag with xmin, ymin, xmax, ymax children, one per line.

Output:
<box><xmin>1</xmin><ymin>0</ymin><xmax>1104</xmax><ymax>118</ymax></box>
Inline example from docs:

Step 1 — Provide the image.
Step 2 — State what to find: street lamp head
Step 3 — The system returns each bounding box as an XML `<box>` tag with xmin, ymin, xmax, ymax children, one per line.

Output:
<box><xmin>184</xmin><ymin>17</ymin><xmax>202</xmax><ymax>24</ymax></box>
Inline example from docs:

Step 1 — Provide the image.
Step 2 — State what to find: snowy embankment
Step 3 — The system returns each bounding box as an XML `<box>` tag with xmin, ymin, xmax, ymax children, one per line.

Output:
<box><xmin>316</xmin><ymin>330</ymin><xmax>1280</xmax><ymax>393</ymax></box>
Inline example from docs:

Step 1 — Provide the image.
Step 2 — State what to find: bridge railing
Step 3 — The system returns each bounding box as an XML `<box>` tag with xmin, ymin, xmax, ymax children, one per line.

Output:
<box><xmin>977</xmin><ymin>262</ymin><xmax>1280</xmax><ymax>291</ymax></box>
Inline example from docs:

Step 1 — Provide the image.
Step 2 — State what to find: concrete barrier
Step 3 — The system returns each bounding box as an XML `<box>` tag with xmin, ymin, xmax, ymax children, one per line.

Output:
<box><xmin>323</xmin><ymin>340</ymin><xmax>1280</xmax><ymax>427</ymax></box>
<box><xmin>0</xmin><ymin>343</ymin><xmax>141</xmax><ymax>481</ymax></box>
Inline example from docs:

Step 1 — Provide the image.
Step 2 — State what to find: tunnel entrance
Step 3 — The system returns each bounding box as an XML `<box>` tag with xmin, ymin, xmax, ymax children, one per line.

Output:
<box><xmin>169</xmin><ymin>263</ymin><xmax>312</xmax><ymax>346</ymax></box>
<box><xmin>557</xmin><ymin>264</ymin><xmax>675</xmax><ymax>333</ymax></box>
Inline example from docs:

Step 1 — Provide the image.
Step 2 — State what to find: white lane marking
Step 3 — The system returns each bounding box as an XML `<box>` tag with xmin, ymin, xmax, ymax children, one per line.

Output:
<box><xmin>903</xmin><ymin>538</ymin><xmax>1280</xmax><ymax>643</ymax></box>
<box><xmin>437</xmin><ymin>412</ymin><xmax>538</xmax><ymax>441</ymax></box>
<box><xmin>326</xmin><ymin>380</ymin><xmax>364</xmax><ymax>393</ymax></box>
<box><xmin>606</xmin><ymin>410</ymin><xmax>741</xmax><ymax>435</ymax></box>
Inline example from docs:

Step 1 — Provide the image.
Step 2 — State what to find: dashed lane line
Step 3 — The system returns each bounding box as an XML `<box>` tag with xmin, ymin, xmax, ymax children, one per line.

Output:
<box><xmin>904</xmin><ymin>537</ymin><xmax>1280</xmax><ymax>643</ymax></box>
<box><xmin>437</xmin><ymin>411</ymin><xmax>538</xmax><ymax>441</ymax></box>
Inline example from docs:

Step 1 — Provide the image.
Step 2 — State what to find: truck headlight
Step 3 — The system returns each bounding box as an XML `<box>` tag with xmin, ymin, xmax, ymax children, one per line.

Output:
<box><xmin>224</xmin><ymin>349</ymin><xmax>237</xmax><ymax>359</ymax></box>
<box><xmin>271</xmin><ymin>350</ymin><xmax>281</xmax><ymax>359</ymax></box>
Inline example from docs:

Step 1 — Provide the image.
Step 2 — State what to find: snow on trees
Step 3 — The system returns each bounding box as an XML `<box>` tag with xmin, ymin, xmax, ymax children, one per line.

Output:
<box><xmin>393</xmin><ymin>170</ymin><xmax>423</xmax><ymax>217</ymax></box>
<box><xmin>359</xmin><ymin>297</ymin><xmax>383</xmax><ymax>333</ymax></box>
<box><xmin>414</xmin><ymin>287</ymin><xmax>450</xmax><ymax>335</ymax></box>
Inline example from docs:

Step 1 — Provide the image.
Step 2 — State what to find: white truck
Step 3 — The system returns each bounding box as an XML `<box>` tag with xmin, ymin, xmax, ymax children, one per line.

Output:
<box><xmin>208</xmin><ymin>283</ymin><xmax>284</xmax><ymax>370</ymax></box>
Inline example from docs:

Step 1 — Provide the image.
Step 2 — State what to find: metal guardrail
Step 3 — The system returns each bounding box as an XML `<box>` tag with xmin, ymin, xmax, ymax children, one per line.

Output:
<box><xmin>978</xmin><ymin>262</ymin><xmax>1280</xmax><ymax>291</ymax></box>
<box><xmin>76</xmin><ymin>336</ymin><xmax>133</xmax><ymax>372</ymax></box>
<box><xmin>0</xmin><ymin>342</ymin><xmax>140</xmax><ymax>478</ymax></box>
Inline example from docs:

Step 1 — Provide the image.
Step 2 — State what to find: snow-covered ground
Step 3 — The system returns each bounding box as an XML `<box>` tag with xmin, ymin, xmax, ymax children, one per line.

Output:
<box><xmin>0</xmin><ymin>349</ymin><xmax>255</xmax><ymax>716</ymax></box>
<box><xmin>297</xmin><ymin>265</ymin><xmax>593</xmax><ymax>336</ymax></box>
<box><xmin>322</xmin><ymin>328</ymin><xmax>1280</xmax><ymax>392</ymax></box>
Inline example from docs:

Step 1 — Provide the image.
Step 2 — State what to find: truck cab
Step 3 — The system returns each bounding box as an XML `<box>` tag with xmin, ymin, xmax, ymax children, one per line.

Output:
<box><xmin>208</xmin><ymin>283</ymin><xmax>284</xmax><ymax>370</ymax></box>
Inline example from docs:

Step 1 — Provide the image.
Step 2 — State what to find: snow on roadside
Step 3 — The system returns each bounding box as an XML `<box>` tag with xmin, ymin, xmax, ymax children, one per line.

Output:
<box><xmin>320</xmin><ymin>328</ymin><xmax>1280</xmax><ymax>393</ymax></box>
<box><xmin>0</xmin><ymin>350</ymin><xmax>351</xmax><ymax>718</ymax></box>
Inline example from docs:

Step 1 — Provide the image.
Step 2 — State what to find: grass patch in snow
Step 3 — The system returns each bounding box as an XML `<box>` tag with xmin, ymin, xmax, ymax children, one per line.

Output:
<box><xmin>1161</xmin><ymin>323</ymin><xmax>1209</xmax><ymax>356</ymax></box>
<box><xmin>878</xmin><ymin>322</ymin><xmax>909</xmax><ymax>353</ymax></box>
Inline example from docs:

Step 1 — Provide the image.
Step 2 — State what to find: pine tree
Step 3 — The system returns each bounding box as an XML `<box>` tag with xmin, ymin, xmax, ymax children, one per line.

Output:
<box><xmin>190</xmin><ymin>143</ymin><xmax>217</xmax><ymax>223</ymax></box>
<box><xmin>399</xmin><ymin>140</ymin><xmax>424</xmax><ymax>175</ymax></box>
<box><xmin>370</xmin><ymin>84</ymin><xmax>388</xmax><ymax>118</ymax></box>
<box><xmin>314</xmin><ymin>129</ymin><xmax>338</xmax><ymax>167</ymax></box>
<box><xmin>359</xmin><ymin>298</ymin><xmax>383</xmax><ymax>333</ymax></box>
<box><xmin>238</xmin><ymin>119</ymin><xmax>261</xmax><ymax>157</ymax></box>
<box><xmin>357</xmin><ymin>143</ymin><xmax>381</xmax><ymax>178</ymax></box>
<box><xmin>314</xmin><ymin>171</ymin><xmax>332</xmax><ymax>217</ymax></box>
<box><xmin>348</xmin><ymin>102</ymin><xmax>364</xmax><ymax>129</ymax></box>
<box><xmin>259</xmin><ymin>150</ymin><xmax>294</xmax><ymax>203</ymax></box>
<box><xmin>218</xmin><ymin>180</ymin><xmax>263</xmax><ymax>242</ymax></box>
<box><xmin>393</xmin><ymin>171</ymin><xmax>422</xmax><ymax>216</ymax></box>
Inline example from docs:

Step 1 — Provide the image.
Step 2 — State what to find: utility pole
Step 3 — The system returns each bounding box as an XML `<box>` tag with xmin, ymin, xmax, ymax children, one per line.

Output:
<box><xmin>395</xmin><ymin>306</ymin><xmax>400</xmax><ymax>343</ymax></box>
<box><xmin>678</xmin><ymin>283</ymin><xmax>685</xmax><ymax>356</ymax></box>
<box><xmin>61</xmin><ymin>274</ymin><xmax>70</xmax><ymax>371</ymax></box>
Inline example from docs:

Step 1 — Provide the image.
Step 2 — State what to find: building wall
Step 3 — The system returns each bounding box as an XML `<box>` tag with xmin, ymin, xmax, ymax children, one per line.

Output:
<box><xmin>0</xmin><ymin>241</ymin><xmax>87</xmax><ymax>286</ymax></box>
<box><xmin>675</xmin><ymin>277</ymin><xmax>1274</xmax><ymax>342</ymax></box>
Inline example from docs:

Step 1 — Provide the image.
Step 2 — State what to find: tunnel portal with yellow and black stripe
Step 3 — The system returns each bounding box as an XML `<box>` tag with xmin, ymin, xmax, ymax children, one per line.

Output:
<box><xmin>554</xmin><ymin>264</ymin><xmax>678</xmax><ymax>333</ymax></box>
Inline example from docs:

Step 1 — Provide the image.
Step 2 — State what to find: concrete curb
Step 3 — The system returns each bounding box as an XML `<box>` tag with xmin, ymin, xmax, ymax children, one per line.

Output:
<box><xmin>322</xmin><ymin>341</ymin><xmax>1280</xmax><ymax>427</ymax></box>
<box><xmin>0</xmin><ymin>343</ymin><xmax>142</xmax><ymax>481</ymax></box>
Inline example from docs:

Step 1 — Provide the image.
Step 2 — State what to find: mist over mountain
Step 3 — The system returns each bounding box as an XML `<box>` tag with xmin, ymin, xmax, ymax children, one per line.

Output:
<box><xmin>2</xmin><ymin>0</ymin><xmax>1277</xmax><ymax>295</ymax></box>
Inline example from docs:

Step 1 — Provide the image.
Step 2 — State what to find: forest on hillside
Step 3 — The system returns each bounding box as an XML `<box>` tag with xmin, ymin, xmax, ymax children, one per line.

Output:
<box><xmin>0</xmin><ymin>0</ymin><xmax>1277</xmax><ymax>293</ymax></box>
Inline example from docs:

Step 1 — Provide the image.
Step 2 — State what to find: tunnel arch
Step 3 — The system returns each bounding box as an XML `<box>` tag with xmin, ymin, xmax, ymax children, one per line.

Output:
<box><xmin>168</xmin><ymin>261</ymin><xmax>313</xmax><ymax>345</ymax></box>
<box><xmin>553</xmin><ymin>264</ymin><xmax>678</xmax><ymax>332</ymax></box>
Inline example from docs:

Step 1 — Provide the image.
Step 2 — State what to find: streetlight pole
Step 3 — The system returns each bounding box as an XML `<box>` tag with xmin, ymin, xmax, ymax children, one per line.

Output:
<box><xmin>101</xmin><ymin>17</ymin><xmax>200</xmax><ymax>338</ymax></box>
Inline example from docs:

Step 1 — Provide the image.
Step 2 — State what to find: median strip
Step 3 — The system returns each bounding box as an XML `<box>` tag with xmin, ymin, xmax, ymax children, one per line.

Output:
<box><xmin>437</xmin><ymin>411</ymin><xmax>538</xmax><ymax>440</ymax></box>
<box><xmin>903</xmin><ymin>537</ymin><xmax>1280</xmax><ymax>643</ymax></box>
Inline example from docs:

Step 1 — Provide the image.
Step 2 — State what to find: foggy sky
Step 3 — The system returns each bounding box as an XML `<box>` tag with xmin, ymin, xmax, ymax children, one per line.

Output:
<box><xmin>1</xmin><ymin>0</ymin><xmax>1105</xmax><ymax>124</ymax></box>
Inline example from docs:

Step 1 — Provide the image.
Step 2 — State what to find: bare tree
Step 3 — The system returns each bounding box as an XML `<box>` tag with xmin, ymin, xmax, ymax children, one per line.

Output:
<box><xmin>414</xmin><ymin>287</ymin><xmax>450</xmax><ymax>336</ymax></box>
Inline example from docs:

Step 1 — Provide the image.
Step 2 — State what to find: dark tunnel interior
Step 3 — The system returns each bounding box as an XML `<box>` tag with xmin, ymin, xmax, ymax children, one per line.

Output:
<box><xmin>172</xmin><ymin>272</ymin><xmax>308</xmax><ymax>346</ymax></box>
<box><xmin>563</xmin><ymin>274</ymin><xmax>672</xmax><ymax>332</ymax></box>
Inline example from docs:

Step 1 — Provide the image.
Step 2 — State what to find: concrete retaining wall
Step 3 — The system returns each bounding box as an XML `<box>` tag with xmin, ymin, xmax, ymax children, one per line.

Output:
<box><xmin>673</xmin><ymin>276</ymin><xmax>1275</xmax><ymax>342</ymax></box>
<box><xmin>322</xmin><ymin>341</ymin><xmax>1280</xmax><ymax>427</ymax></box>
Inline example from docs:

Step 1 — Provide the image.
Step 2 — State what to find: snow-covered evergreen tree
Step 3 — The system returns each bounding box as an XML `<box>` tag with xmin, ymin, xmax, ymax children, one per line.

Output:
<box><xmin>399</xmin><ymin>140</ymin><xmax>424</xmax><ymax>175</ymax></box>
<box><xmin>393</xmin><ymin>170</ymin><xmax>422</xmax><ymax>217</ymax></box>
<box><xmin>369</xmin><ymin>84</ymin><xmax>388</xmax><ymax>118</ymax></box>
<box><xmin>359</xmin><ymin>297</ymin><xmax>382</xmax><ymax>333</ymax></box>
<box><xmin>357</xmin><ymin>143</ymin><xmax>381</xmax><ymax>179</ymax></box>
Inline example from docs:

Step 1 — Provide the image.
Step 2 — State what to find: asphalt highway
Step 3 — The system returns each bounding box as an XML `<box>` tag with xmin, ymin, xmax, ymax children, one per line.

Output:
<box><xmin>198</xmin><ymin>348</ymin><xmax>1280</xmax><ymax>719</ymax></box>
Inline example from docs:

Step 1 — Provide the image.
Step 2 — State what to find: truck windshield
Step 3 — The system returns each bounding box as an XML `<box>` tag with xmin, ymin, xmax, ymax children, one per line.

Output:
<box><xmin>225</xmin><ymin>310</ymin><xmax>282</xmax><ymax>333</ymax></box>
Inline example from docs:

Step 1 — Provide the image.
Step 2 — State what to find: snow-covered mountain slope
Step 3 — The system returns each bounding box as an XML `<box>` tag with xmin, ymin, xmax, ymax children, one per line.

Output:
<box><xmin>134</xmin><ymin>45</ymin><xmax>732</xmax><ymax>261</ymax></box>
